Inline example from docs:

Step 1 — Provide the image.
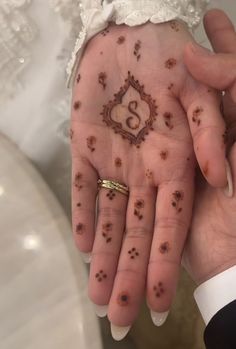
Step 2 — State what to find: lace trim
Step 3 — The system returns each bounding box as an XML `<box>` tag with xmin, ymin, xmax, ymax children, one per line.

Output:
<box><xmin>67</xmin><ymin>0</ymin><xmax>210</xmax><ymax>87</ymax></box>
<box><xmin>0</xmin><ymin>0</ymin><xmax>37</xmax><ymax>104</ymax></box>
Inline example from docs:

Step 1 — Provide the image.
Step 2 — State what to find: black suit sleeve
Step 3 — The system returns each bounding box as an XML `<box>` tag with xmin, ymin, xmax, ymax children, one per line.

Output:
<box><xmin>204</xmin><ymin>300</ymin><xmax>236</xmax><ymax>349</ymax></box>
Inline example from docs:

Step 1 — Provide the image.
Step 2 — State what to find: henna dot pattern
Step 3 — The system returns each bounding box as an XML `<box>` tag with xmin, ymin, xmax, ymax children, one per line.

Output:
<box><xmin>172</xmin><ymin>190</ymin><xmax>184</xmax><ymax>213</ymax></box>
<box><xmin>117</xmin><ymin>292</ymin><xmax>130</xmax><ymax>306</ymax></box>
<box><xmin>106</xmin><ymin>190</ymin><xmax>116</xmax><ymax>200</ymax></box>
<box><xmin>146</xmin><ymin>169</ymin><xmax>153</xmax><ymax>179</ymax></box>
<box><xmin>153</xmin><ymin>282</ymin><xmax>165</xmax><ymax>298</ymax></box>
<box><xmin>101</xmin><ymin>27</ymin><xmax>109</xmax><ymax>36</ymax></box>
<box><xmin>168</xmin><ymin>83</ymin><xmax>174</xmax><ymax>90</ymax></box>
<box><xmin>117</xmin><ymin>35</ymin><xmax>125</xmax><ymax>44</ymax></box>
<box><xmin>76</xmin><ymin>73</ymin><xmax>81</xmax><ymax>84</ymax></box>
<box><xmin>164</xmin><ymin>112</ymin><xmax>174</xmax><ymax>130</ymax></box>
<box><xmin>159</xmin><ymin>241</ymin><xmax>170</xmax><ymax>254</ymax></box>
<box><xmin>95</xmin><ymin>270</ymin><xmax>107</xmax><ymax>282</ymax></box>
<box><xmin>128</xmin><ymin>247</ymin><xmax>139</xmax><ymax>259</ymax></box>
<box><xmin>73</xmin><ymin>101</ymin><xmax>81</xmax><ymax>110</ymax></box>
<box><xmin>115</xmin><ymin>157</ymin><xmax>122</xmax><ymax>167</ymax></box>
<box><xmin>98</xmin><ymin>72</ymin><xmax>107</xmax><ymax>90</ymax></box>
<box><xmin>170</xmin><ymin>21</ymin><xmax>180</xmax><ymax>32</ymax></box>
<box><xmin>165</xmin><ymin>58</ymin><xmax>177</xmax><ymax>69</ymax></box>
<box><xmin>102</xmin><ymin>222</ymin><xmax>113</xmax><ymax>243</ymax></box>
<box><xmin>74</xmin><ymin>173</ymin><xmax>83</xmax><ymax>191</ymax></box>
<box><xmin>133</xmin><ymin>40</ymin><xmax>141</xmax><ymax>61</ymax></box>
<box><xmin>160</xmin><ymin>150</ymin><xmax>168</xmax><ymax>160</ymax></box>
<box><xmin>192</xmin><ymin>107</ymin><xmax>203</xmax><ymax>126</ymax></box>
<box><xmin>134</xmin><ymin>199</ymin><xmax>144</xmax><ymax>220</ymax></box>
<box><xmin>87</xmin><ymin>135</ymin><xmax>96</xmax><ymax>152</ymax></box>
<box><xmin>100</xmin><ymin>71</ymin><xmax>158</xmax><ymax>147</ymax></box>
<box><xmin>76</xmin><ymin>223</ymin><xmax>84</xmax><ymax>235</ymax></box>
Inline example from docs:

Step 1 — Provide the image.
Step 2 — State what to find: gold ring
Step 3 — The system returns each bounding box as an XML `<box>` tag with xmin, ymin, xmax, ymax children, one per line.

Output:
<box><xmin>98</xmin><ymin>179</ymin><xmax>129</xmax><ymax>196</ymax></box>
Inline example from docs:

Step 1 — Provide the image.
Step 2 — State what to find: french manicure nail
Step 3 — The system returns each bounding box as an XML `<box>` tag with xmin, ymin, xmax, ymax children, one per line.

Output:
<box><xmin>110</xmin><ymin>323</ymin><xmax>131</xmax><ymax>341</ymax></box>
<box><xmin>150</xmin><ymin>310</ymin><xmax>169</xmax><ymax>327</ymax></box>
<box><xmin>93</xmin><ymin>304</ymin><xmax>108</xmax><ymax>318</ymax></box>
<box><xmin>224</xmin><ymin>159</ymin><xmax>234</xmax><ymax>197</ymax></box>
<box><xmin>81</xmin><ymin>252</ymin><xmax>92</xmax><ymax>263</ymax></box>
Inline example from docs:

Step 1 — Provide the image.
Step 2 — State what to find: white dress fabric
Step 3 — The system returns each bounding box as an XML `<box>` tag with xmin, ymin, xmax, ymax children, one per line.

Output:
<box><xmin>0</xmin><ymin>0</ymin><xmax>234</xmax><ymax>212</ymax></box>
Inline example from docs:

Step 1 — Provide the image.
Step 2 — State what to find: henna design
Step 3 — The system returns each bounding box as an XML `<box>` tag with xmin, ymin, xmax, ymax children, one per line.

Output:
<box><xmin>164</xmin><ymin>112</ymin><xmax>174</xmax><ymax>130</ymax></box>
<box><xmin>172</xmin><ymin>190</ymin><xmax>184</xmax><ymax>213</ymax></box>
<box><xmin>101</xmin><ymin>27</ymin><xmax>109</xmax><ymax>36</ymax></box>
<box><xmin>168</xmin><ymin>83</ymin><xmax>174</xmax><ymax>90</ymax></box>
<box><xmin>133</xmin><ymin>40</ymin><xmax>141</xmax><ymax>61</ymax></box>
<box><xmin>76</xmin><ymin>223</ymin><xmax>84</xmax><ymax>235</ymax></box>
<box><xmin>101</xmin><ymin>71</ymin><xmax>158</xmax><ymax>147</ymax></box>
<box><xmin>160</xmin><ymin>150</ymin><xmax>168</xmax><ymax>160</ymax></box>
<box><xmin>98</xmin><ymin>72</ymin><xmax>107</xmax><ymax>90</ymax></box>
<box><xmin>102</xmin><ymin>222</ymin><xmax>113</xmax><ymax>243</ymax></box>
<box><xmin>153</xmin><ymin>282</ymin><xmax>165</xmax><ymax>298</ymax></box>
<box><xmin>128</xmin><ymin>247</ymin><xmax>139</xmax><ymax>259</ymax></box>
<box><xmin>74</xmin><ymin>173</ymin><xmax>83</xmax><ymax>191</ymax></box>
<box><xmin>117</xmin><ymin>292</ymin><xmax>130</xmax><ymax>306</ymax></box>
<box><xmin>76</xmin><ymin>73</ymin><xmax>81</xmax><ymax>84</ymax></box>
<box><xmin>159</xmin><ymin>242</ymin><xmax>170</xmax><ymax>254</ymax></box>
<box><xmin>87</xmin><ymin>136</ymin><xmax>96</xmax><ymax>152</ymax></box>
<box><xmin>95</xmin><ymin>270</ymin><xmax>107</xmax><ymax>282</ymax></box>
<box><xmin>134</xmin><ymin>199</ymin><xmax>144</xmax><ymax>220</ymax></box>
<box><xmin>192</xmin><ymin>107</ymin><xmax>203</xmax><ymax>126</ymax></box>
<box><xmin>115</xmin><ymin>157</ymin><xmax>122</xmax><ymax>167</ymax></box>
<box><xmin>107</xmin><ymin>190</ymin><xmax>116</xmax><ymax>200</ymax></box>
<box><xmin>146</xmin><ymin>169</ymin><xmax>153</xmax><ymax>179</ymax></box>
<box><xmin>126</xmin><ymin>100</ymin><xmax>141</xmax><ymax>129</ymax></box>
<box><xmin>117</xmin><ymin>36</ymin><xmax>125</xmax><ymax>44</ymax></box>
<box><xmin>170</xmin><ymin>21</ymin><xmax>180</xmax><ymax>32</ymax></box>
<box><xmin>165</xmin><ymin>58</ymin><xmax>177</xmax><ymax>69</ymax></box>
<box><xmin>73</xmin><ymin>101</ymin><xmax>81</xmax><ymax>110</ymax></box>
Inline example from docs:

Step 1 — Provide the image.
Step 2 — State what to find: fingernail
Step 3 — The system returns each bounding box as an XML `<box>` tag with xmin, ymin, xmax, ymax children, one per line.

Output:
<box><xmin>93</xmin><ymin>304</ymin><xmax>108</xmax><ymax>318</ymax></box>
<box><xmin>150</xmin><ymin>310</ymin><xmax>169</xmax><ymax>327</ymax></box>
<box><xmin>223</xmin><ymin>159</ymin><xmax>234</xmax><ymax>197</ymax></box>
<box><xmin>189</xmin><ymin>42</ymin><xmax>214</xmax><ymax>56</ymax></box>
<box><xmin>81</xmin><ymin>252</ymin><xmax>92</xmax><ymax>263</ymax></box>
<box><xmin>110</xmin><ymin>323</ymin><xmax>131</xmax><ymax>341</ymax></box>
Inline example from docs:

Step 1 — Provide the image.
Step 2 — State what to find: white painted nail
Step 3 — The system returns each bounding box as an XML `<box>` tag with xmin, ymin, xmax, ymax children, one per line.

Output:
<box><xmin>93</xmin><ymin>304</ymin><xmax>108</xmax><ymax>318</ymax></box>
<box><xmin>110</xmin><ymin>323</ymin><xmax>131</xmax><ymax>341</ymax></box>
<box><xmin>224</xmin><ymin>159</ymin><xmax>234</xmax><ymax>198</ymax></box>
<box><xmin>80</xmin><ymin>252</ymin><xmax>92</xmax><ymax>263</ymax></box>
<box><xmin>150</xmin><ymin>310</ymin><xmax>169</xmax><ymax>327</ymax></box>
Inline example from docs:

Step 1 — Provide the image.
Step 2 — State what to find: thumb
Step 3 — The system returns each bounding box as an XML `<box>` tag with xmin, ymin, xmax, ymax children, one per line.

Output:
<box><xmin>184</xmin><ymin>42</ymin><xmax>236</xmax><ymax>102</ymax></box>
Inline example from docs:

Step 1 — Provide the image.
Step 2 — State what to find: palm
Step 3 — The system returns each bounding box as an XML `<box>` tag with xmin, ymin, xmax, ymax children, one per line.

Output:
<box><xmin>71</xmin><ymin>21</ymin><xmax>226</xmax><ymax>327</ymax></box>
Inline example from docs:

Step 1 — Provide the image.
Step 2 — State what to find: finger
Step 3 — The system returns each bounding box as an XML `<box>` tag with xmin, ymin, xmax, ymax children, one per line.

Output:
<box><xmin>147</xmin><ymin>176</ymin><xmax>194</xmax><ymax>324</ymax></box>
<box><xmin>184</xmin><ymin>43</ymin><xmax>236</xmax><ymax>102</ymax></box>
<box><xmin>88</xmin><ymin>187</ymin><xmax>128</xmax><ymax>308</ymax></box>
<box><xmin>108</xmin><ymin>186</ymin><xmax>156</xmax><ymax>333</ymax></box>
<box><xmin>181</xmin><ymin>84</ymin><xmax>227</xmax><ymax>187</ymax></box>
<box><xmin>204</xmin><ymin>9</ymin><xmax>236</xmax><ymax>54</ymax></box>
<box><xmin>71</xmin><ymin>154</ymin><xmax>98</xmax><ymax>253</ymax></box>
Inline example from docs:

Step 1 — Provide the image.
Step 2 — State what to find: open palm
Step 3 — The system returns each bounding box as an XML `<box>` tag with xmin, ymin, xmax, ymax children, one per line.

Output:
<box><xmin>71</xmin><ymin>20</ymin><xmax>227</xmax><ymax>331</ymax></box>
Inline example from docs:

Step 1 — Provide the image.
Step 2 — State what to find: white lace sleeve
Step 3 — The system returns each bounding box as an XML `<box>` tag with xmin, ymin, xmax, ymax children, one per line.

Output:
<box><xmin>67</xmin><ymin>0</ymin><xmax>210</xmax><ymax>87</ymax></box>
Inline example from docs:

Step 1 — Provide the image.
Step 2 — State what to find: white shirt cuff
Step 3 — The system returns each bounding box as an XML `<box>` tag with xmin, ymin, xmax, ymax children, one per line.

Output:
<box><xmin>194</xmin><ymin>265</ymin><xmax>236</xmax><ymax>325</ymax></box>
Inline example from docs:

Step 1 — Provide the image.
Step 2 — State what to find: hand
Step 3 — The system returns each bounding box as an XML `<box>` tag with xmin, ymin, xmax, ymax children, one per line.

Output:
<box><xmin>71</xmin><ymin>20</ymin><xmax>227</xmax><ymax>337</ymax></box>
<box><xmin>183</xmin><ymin>9</ymin><xmax>236</xmax><ymax>284</ymax></box>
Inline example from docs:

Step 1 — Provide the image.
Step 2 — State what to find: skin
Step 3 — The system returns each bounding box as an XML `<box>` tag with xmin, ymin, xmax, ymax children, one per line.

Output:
<box><xmin>183</xmin><ymin>9</ymin><xmax>236</xmax><ymax>283</ymax></box>
<box><xmin>71</xmin><ymin>20</ymin><xmax>227</xmax><ymax>328</ymax></box>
